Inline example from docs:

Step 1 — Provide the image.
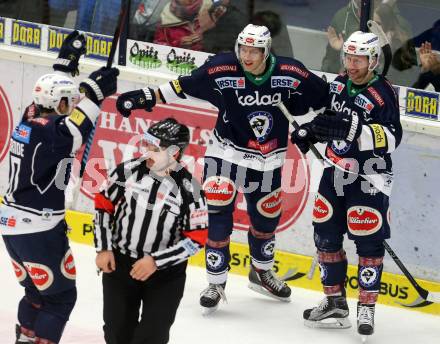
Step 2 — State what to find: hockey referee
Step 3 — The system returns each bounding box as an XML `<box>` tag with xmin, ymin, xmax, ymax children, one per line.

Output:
<box><xmin>93</xmin><ymin>118</ymin><xmax>208</xmax><ymax>344</ymax></box>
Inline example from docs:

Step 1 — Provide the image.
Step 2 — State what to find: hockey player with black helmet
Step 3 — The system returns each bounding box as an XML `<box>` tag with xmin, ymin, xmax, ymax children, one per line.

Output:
<box><xmin>94</xmin><ymin>117</ymin><xmax>208</xmax><ymax>343</ymax></box>
<box><xmin>291</xmin><ymin>31</ymin><xmax>402</xmax><ymax>339</ymax></box>
<box><xmin>0</xmin><ymin>31</ymin><xmax>119</xmax><ymax>344</ymax></box>
<box><xmin>115</xmin><ymin>23</ymin><xmax>329</xmax><ymax>315</ymax></box>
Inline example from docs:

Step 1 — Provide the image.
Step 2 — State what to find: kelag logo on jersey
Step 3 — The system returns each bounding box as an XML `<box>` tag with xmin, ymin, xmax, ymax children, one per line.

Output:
<box><xmin>330</xmin><ymin>81</ymin><xmax>345</xmax><ymax>94</ymax></box>
<box><xmin>236</xmin><ymin>90</ymin><xmax>281</xmax><ymax>106</ymax></box>
<box><xmin>405</xmin><ymin>88</ymin><xmax>439</xmax><ymax>120</ymax></box>
<box><xmin>215</xmin><ymin>77</ymin><xmax>245</xmax><ymax>89</ymax></box>
<box><xmin>12</xmin><ymin>124</ymin><xmax>32</xmax><ymax>144</ymax></box>
<box><xmin>247</xmin><ymin>111</ymin><xmax>273</xmax><ymax>143</ymax></box>
<box><xmin>354</xmin><ymin>94</ymin><xmax>374</xmax><ymax>114</ymax></box>
<box><xmin>270</xmin><ymin>76</ymin><xmax>301</xmax><ymax>89</ymax></box>
<box><xmin>330</xmin><ymin>94</ymin><xmax>359</xmax><ymax>118</ymax></box>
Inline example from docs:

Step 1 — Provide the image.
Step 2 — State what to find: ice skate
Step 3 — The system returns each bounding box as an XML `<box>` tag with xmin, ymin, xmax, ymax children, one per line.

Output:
<box><xmin>303</xmin><ymin>295</ymin><xmax>351</xmax><ymax>329</ymax></box>
<box><xmin>15</xmin><ymin>324</ymin><xmax>35</xmax><ymax>343</ymax></box>
<box><xmin>357</xmin><ymin>302</ymin><xmax>375</xmax><ymax>342</ymax></box>
<box><xmin>248</xmin><ymin>264</ymin><xmax>291</xmax><ymax>302</ymax></box>
<box><xmin>200</xmin><ymin>283</ymin><xmax>227</xmax><ymax>315</ymax></box>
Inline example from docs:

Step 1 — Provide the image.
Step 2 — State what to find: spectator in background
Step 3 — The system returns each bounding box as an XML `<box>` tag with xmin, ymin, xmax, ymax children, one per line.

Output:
<box><xmin>153</xmin><ymin>0</ymin><xmax>212</xmax><ymax>51</ymax></box>
<box><xmin>131</xmin><ymin>0</ymin><xmax>168</xmax><ymax>43</ymax></box>
<box><xmin>392</xmin><ymin>19</ymin><xmax>440</xmax><ymax>71</ymax></box>
<box><xmin>252</xmin><ymin>10</ymin><xmax>294</xmax><ymax>58</ymax></box>
<box><xmin>321</xmin><ymin>0</ymin><xmax>411</xmax><ymax>74</ymax></box>
<box><xmin>201</xmin><ymin>0</ymin><xmax>244</xmax><ymax>54</ymax></box>
<box><xmin>49</xmin><ymin>0</ymin><xmax>122</xmax><ymax>35</ymax></box>
<box><xmin>412</xmin><ymin>41</ymin><xmax>440</xmax><ymax>91</ymax></box>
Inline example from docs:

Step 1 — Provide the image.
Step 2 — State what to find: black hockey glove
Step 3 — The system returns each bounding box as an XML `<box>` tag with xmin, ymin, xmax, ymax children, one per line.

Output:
<box><xmin>53</xmin><ymin>30</ymin><xmax>86</xmax><ymax>77</ymax></box>
<box><xmin>290</xmin><ymin>123</ymin><xmax>318</xmax><ymax>155</ymax></box>
<box><xmin>79</xmin><ymin>67</ymin><xmax>120</xmax><ymax>106</ymax></box>
<box><xmin>116</xmin><ymin>88</ymin><xmax>156</xmax><ymax>117</ymax></box>
<box><xmin>311</xmin><ymin>109</ymin><xmax>362</xmax><ymax>143</ymax></box>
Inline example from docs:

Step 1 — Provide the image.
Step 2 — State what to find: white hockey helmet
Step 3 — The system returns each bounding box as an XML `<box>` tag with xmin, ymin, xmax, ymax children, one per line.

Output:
<box><xmin>235</xmin><ymin>24</ymin><xmax>272</xmax><ymax>61</ymax></box>
<box><xmin>32</xmin><ymin>73</ymin><xmax>80</xmax><ymax>115</ymax></box>
<box><xmin>342</xmin><ymin>31</ymin><xmax>381</xmax><ymax>71</ymax></box>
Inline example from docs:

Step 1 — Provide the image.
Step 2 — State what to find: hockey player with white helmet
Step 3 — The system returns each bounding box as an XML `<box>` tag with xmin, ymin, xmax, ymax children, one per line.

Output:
<box><xmin>291</xmin><ymin>31</ymin><xmax>402</xmax><ymax>340</ymax></box>
<box><xmin>116</xmin><ymin>23</ymin><xmax>329</xmax><ymax>315</ymax></box>
<box><xmin>0</xmin><ymin>31</ymin><xmax>119</xmax><ymax>344</ymax></box>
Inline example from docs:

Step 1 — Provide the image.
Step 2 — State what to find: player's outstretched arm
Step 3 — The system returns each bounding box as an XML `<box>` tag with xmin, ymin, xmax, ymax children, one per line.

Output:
<box><xmin>53</xmin><ymin>30</ymin><xmax>87</xmax><ymax>77</ymax></box>
<box><xmin>79</xmin><ymin>67</ymin><xmax>120</xmax><ymax>106</ymax></box>
<box><xmin>116</xmin><ymin>87</ymin><xmax>158</xmax><ymax>117</ymax></box>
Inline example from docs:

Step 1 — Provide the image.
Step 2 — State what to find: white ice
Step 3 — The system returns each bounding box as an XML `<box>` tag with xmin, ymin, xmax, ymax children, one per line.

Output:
<box><xmin>0</xmin><ymin>241</ymin><xmax>439</xmax><ymax>344</ymax></box>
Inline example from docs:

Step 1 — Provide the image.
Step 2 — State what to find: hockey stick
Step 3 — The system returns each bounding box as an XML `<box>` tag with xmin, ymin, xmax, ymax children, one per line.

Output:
<box><xmin>277</xmin><ymin>101</ymin><xmax>440</xmax><ymax>305</ymax></box>
<box><xmin>383</xmin><ymin>241</ymin><xmax>440</xmax><ymax>306</ymax></box>
<box><xmin>66</xmin><ymin>2</ymin><xmax>128</xmax><ymax>209</ymax></box>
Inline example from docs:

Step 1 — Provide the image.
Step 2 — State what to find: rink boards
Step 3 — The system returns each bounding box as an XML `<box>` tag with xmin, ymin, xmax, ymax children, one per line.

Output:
<box><xmin>65</xmin><ymin>209</ymin><xmax>440</xmax><ymax>316</ymax></box>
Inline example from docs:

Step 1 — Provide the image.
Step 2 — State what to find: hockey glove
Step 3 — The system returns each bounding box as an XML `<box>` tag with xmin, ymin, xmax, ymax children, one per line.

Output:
<box><xmin>116</xmin><ymin>88</ymin><xmax>156</xmax><ymax>117</ymax></box>
<box><xmin>53</xmin><ymin>30</ymin><xmax>86</xmax><ymax>77</ymax></box>
<box><xmin>80</xmin><ymin>67</ymin><xmax>120</xmax><ymax>106</ymax></box>
<box><xmin>290</xmin><ymin>123</ymin><xmax>318</xmax><ymax>155</ymax></box>
<box><xmin>311</xmin><ymin>109</ymin><xmax>362</xmax><ymax>143</ymax></box>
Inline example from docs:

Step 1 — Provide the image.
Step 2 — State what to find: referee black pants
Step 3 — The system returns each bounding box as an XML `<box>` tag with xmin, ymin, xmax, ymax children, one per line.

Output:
<box><xmin>102</xmin><ymin>250</ymin><xmax>187</xmax><ymax>344</ymax></box>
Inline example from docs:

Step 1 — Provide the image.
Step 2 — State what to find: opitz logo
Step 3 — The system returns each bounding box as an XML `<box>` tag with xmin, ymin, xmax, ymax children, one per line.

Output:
<box><xmin>236</xmin><ymin>90</ymin><xmax>281</xmax><ymax>106</ymax></box>
<box><xmin>247</xmin><ymin>111</ymin><xmax>273</xmax><ymax>142</ymax></box>
<box><xmin>215</xmin><ymin>77</ymin><xmax>245</xmax><ymax>89</ymax></box>
<box><xmin>206</xmin><ymin>249</ymin><xmax>225</xmax><ymax>270</ymax></box>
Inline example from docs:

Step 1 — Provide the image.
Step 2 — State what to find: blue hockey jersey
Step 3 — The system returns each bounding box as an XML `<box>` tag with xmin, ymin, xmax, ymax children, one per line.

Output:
<box><xmin>325</xmin><ymin>73</ymin><xmax>402</xmax><ymax>179</ymax></box>
<box><xmin>0</xmin><ymin>97</ymin><xmax>100</xmax><ymax>235</ymax></box>
<box><xmin>158</xmin><ymin>52</ymin><xmax>328</xmax><ymax>171</ymax></box>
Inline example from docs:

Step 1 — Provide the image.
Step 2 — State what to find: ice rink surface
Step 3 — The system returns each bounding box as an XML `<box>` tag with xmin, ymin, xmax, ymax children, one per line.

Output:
<box><xmin>0</xmin><ymin>241</ymin><xmax>438</xmax><ymax>344</ymax></box>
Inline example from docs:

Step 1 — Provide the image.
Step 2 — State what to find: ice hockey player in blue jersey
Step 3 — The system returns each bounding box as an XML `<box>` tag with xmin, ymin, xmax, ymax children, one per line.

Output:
<box><xmin>291</xmin><ymin>31</ymin><xmax>402</xmax><ymax>339</ymax></box>
<box><xmin>115</xmin><ymin>23</ymin><xmax>328</xmax><ymax>314</ymax></box>
<box><xmin>0</xmin><ymin>31</ymin><xmax>119</xmax><ymax>344</ymax></box>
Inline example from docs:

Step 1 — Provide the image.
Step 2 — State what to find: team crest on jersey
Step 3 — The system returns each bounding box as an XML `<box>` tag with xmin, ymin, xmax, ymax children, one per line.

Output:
<box><xmin>354</xmin><ymin>94</ymin><xmax>375</xmax><ymax>114</ymax></box>
<box><xmin>247</xmin><ymin>111</ymin><xmax>273</xmax><ymax>143</ymax></box>
<box><xmin>331</xmin><ymin>140</ymin><xmax>351</xmax><ymax>155</ymax></box>
<box><xmin>329</xmin><ymin>81</ymin><xmax>345</xmax><ymax>94</ymax></box>
<box><xmin>261</xmin><ymin>239</ymin><xmax>275</xmax><ymax>258</ymax></box>
<box><xmin>359</xmin><ymin>266</ymin><xmax>380</xmax><ymax>288</ymax></box>
<box><xmin>205</xmin><ymin>249</ymin><xmax>225</xmax><ymax>270</ymax></box>
<box><xmin>12</xmin><ymin>124</ymin><xmax>32</xmax><ymax>144</ymax></box>
<box><xmin>270</xmin><ymin>76</ymin><xmax>301</xmax><ymax>89</ymax></box>
<box><xmin>215</xmin><ymin>77</ymin><xmax>245</xmax><ymax>89</ymax></box>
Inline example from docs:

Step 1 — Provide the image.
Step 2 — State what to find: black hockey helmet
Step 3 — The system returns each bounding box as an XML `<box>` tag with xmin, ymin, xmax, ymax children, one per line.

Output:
<box><xmin>145</xmin><ymin>118</ymin><xmax>190</xmax><ymax>159</ymax></box>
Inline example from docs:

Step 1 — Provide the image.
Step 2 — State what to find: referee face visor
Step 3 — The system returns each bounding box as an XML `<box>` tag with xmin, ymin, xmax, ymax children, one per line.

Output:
<box><xmin>139</xmin><ymin>132</ymin><xmax>180</xmax><ymax>173</ymax></box>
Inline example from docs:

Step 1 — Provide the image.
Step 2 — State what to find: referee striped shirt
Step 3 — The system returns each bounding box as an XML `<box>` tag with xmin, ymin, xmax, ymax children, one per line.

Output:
<box><xmin>94</xmin><ymin>158</ymin><xmax>208</xmax><ymax>269</ymax></box>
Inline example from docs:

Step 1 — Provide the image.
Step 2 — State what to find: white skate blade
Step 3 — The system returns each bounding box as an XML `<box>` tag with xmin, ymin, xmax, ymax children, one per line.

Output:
<box><xmin>304</xmin><ymin>317</ymin><xmax>352</xmax><ymax>329</ymax></box>
<box><xmin>248</xmin><ymin>282</ymin><xmax>291</xmax><ymax>303</ymax></box>
<box><xmin>201</xmin><ymin>304</ymin><xmax>219</xmax><ymax>316</ymax></box>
